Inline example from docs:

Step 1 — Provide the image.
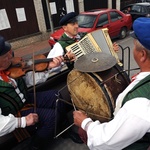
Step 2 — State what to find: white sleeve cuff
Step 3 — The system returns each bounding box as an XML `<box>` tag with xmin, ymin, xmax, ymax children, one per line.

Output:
<box><xmin>21</xmin><ymin>117</ymin><xmax>26</xmax><ymax>128</ymax></box>
<box><xmin>81</xmin><ymin>118</ymin><xmax>93</xmax><ymax>130</ymax></box>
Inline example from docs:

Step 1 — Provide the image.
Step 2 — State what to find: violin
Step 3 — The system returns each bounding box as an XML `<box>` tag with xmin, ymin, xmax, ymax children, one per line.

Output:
<box><xmin>7</xmin><ymin>54</ymin><xmax>68</xmax><ymax>79</ymax></box>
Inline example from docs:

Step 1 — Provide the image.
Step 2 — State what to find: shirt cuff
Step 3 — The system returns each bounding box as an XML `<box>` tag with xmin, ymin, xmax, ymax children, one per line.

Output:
<box><xmin>21</xmin><ymin>117</ymin><xmax>26</xmax><ymax>128</ymax></box>
<box><xmin>81</xmin><ymin>118</ymin><xmax>93</xmax><ymax>130</ymax></box>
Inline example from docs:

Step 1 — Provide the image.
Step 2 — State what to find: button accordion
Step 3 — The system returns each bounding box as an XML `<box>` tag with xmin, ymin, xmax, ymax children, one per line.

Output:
<box><xmin>66</xmin><ymin>28</ymin><xmax>122</xmax><ymax>66</ymax></box>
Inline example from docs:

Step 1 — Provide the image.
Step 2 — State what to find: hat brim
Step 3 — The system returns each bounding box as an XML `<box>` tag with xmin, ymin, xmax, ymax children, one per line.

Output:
<box><xmin>130</xmin><ymin>31</ymin><xmax>138</xmax><ymax>39</ymax></box>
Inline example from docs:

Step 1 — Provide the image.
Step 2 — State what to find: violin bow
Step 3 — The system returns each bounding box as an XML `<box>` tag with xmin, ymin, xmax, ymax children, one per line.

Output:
<box><xmin>32</xmin><ymin>49</ymin><xmax>37</xmax><ymax>113</ymax></box>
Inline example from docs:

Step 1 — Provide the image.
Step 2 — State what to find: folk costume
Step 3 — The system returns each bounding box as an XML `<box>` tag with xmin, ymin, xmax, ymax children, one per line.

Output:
<box><xmin>81</xmin><ymin>72</ymin><xmax>150</xmax><ymax>150</ymax></box>
<box><xmin>0</xmin><ymin>73</ymin><xmax>64</xmax><ymax>144</ymax></box>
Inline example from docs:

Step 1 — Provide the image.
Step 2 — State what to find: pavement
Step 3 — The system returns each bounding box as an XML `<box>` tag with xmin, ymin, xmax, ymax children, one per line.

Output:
<box><xmin>13</xmin><ymin>39</ymin><xmax>51</xmax><ymax>58</ymax></box>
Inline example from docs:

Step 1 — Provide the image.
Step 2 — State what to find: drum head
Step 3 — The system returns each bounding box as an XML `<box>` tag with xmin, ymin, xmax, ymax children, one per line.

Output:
<box><xmin>74</xmin><ymin>52</ymin><xmax>117</xmax><ymax>72</ymax></box>
<box><xmin>67</xmin><ymin>69</ymin><xmax>114</xmax><ymax>122</ymax></box>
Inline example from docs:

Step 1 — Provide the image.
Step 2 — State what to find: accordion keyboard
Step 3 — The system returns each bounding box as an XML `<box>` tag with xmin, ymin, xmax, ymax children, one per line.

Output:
<box><xmin>70</xmin><ymin>44</ymin><xmax>84</xmax><ymax>58</ymax></box>
<box><xmin>70</xmin><ymin>36</ymin><xmax>97</xmax><ymax>59</ymax></box>
<box><xmin>79</xmin><ymin>37</ymin><xmax>96</xmax><ymax>54</ymax></box>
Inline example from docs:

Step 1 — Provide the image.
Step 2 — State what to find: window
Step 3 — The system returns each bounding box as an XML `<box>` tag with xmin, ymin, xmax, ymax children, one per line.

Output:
<box><xmin>77</xmin><ymin>15</ymin><xmax>96</xmax><ymax>28</ymax></box>
<box><xmin>132</xmin><ymin>5</ymin><xmax>141</xmax><ymax>13</ymax></box>
<box><xmin>97</xmin><ymin>13</ymin><xmax>108</xmax><ymax>27</ymax></box>
<box><xmin>110</xmin><ymin>11</ymin><xmax>122</xmax><ymax>22</ymax></box>
<box><xmin>147</xmin><ymin>6</ymin><xmax>150</xmax><ymax>13</ymax></box>
<box><xmin>141</xmin><ymin>6</ymin><xmax>146</xmax><ymax>13</ymax></box>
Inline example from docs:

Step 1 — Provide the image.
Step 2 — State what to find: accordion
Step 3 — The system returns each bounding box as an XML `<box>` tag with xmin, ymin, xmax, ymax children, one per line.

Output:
<box><xmin>66</xmin><ymin>28</ymin><xmax>122</xmax><ymax>66</ymax></box>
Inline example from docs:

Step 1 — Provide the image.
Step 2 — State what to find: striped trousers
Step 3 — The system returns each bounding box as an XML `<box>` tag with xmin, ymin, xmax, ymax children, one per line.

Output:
<box><xmin>21</xmin><ymin>90</ymin><xmax>65</xmax><ymax>139</ymax></box>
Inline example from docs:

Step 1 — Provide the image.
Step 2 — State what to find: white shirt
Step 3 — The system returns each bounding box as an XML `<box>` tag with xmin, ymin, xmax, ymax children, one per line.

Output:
<box><xmin>82</xmin><ymin>72</ymin><xmax>150</xmax><ymax>150</ymax></box>
<box><xmin>24</xmin><ymin>42</ymin><xmax>64</xmax><ymax>87</ymax></box>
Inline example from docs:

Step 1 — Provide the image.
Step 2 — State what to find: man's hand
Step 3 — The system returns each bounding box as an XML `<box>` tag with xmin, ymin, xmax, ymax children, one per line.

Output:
<box><xmin>73</xmin><ymin>110</ymin><xmax>88</xmax><ymax>127</ymax></box>
<box><xmin>65</xmin><ymin>50</ymin><xmax>76</xmax><ymax>62</ymax></box>
<box><xmin>113</xmin><ymin>42</ymin><xmax>119</xmax><ymax>53</ymax></box>
<box><xmin>25</xmin><ymin>113</ymin><xmax>39</xmax><ymax>126</ymax></box>
<box><xmin>48</xmin><ymin>56</ymin><xmax>64</xmax><ymax>69</ymax></box>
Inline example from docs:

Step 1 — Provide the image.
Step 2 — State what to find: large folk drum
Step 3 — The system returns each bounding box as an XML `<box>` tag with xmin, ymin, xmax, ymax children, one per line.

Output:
<box><xmin>67</xmin><ymin>64</ymin><xmax>130</xmax><ymax>122</ymax></box>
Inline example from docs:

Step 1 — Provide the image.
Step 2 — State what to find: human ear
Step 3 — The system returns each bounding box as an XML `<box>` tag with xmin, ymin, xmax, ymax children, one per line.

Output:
<box><xmin>62</xmin><ymin>25</ymin><xmax>67</xmax><ymax>31</ymax></box>
<box><xmin>140</xmin><ymin>50</ymin><xmax>146</xmax><ymax>62</ymax></box>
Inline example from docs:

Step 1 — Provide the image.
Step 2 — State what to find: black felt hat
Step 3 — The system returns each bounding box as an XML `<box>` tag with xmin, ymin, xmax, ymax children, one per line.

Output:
<box><xmin>0</xmin><ymin>36</ymin><xmax>11</xmax><ymax>56</ymax></box>
<box><xmin>59</xmin><ymin>12</ymin><xmax>78</xmax><ymax>26</ymax></box>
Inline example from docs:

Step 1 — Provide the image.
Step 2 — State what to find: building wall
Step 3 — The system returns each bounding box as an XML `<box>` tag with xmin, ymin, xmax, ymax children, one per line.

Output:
<box><xmin>4</xmin><ymin>0</ymin><xmax>132</xmax><ymax>49</ymax></box>
<box><xmin>78</xmin><ymin>0</ymin><xmax>84</xmax><ymax>12</ymax></box>
<box><xmin>116</xmin><ymin>0</ymin><xmax>121</xmax><ymax>10</ymax></box>
<box><xmin>10</xmin><ymin>0</ymin><xmax>80</xmax><ymax>49</ymax></box>
<box><xmin>10</xmin><ymin>0</ymin><xmax>50</xmax><ymax>49</ymax></box>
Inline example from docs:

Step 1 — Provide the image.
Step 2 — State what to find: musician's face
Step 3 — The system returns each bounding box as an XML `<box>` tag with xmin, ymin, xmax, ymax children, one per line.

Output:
<box><xmin>0</xmin><ymin>51</ymin><xmax>12</xmax><ymax>71</ymax></box>
<box><xmin>63</xmin><ymin>22</ymin><xmax>79</xmax><ymax>37</ymax></box>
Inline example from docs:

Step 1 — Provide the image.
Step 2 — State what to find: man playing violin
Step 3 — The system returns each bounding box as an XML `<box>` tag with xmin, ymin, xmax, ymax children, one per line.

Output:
<box><xmin>0</xmin><ymin>35</ymin><xmax>66</xmax><ymax>150</ymax></box>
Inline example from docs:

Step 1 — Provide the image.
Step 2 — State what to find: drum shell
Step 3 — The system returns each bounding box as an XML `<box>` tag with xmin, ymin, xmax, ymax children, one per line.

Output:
<box><xmin>67</xmin><ymin>64</ymin><xmax>130</xmax><ymax>122</ymax></box>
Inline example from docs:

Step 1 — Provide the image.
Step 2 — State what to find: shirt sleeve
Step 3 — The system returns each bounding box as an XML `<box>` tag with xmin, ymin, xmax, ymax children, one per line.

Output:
<box><xmin>47</xmin><ymin>42</ymin><xmax>64</xmax><ymax>58</ymax></box>
<box><xmin>82</xmin><ymin>98</ymin><xmax>150</xmax><ymax>150</ymax></box>
<box><xmin>0</xmin><ymin>109</ymin><xmax>26</xmax><ymax>137</ymax></box>
<box><xmin>47</xmin><ymin>42</ymin><xmax>64</xmax><ymax>73</ymax></box>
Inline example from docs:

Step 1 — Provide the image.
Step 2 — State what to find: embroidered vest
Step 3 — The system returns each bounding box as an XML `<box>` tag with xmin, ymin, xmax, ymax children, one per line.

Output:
<box><xmin>58</xmin><ymin>32</ymin><xmax>87</xmax><ymax>70</ymax></box>
<box><xmin>58</xmin><ymin>34</ymin><xmax>76</xmax><ymax>70</ymax></box>
<box><xmin>58</xmin><ymin>32</ymin><xmax>87</xmax><ymax>50</ymax></box>
<box><xmin>0</xmin><ymin>78</ymin><xmax>28</xmax><ymax>115</ymax></box>
<box><xmin>122</xmin><ymin>74</ymin><xmax>150</xmax><ymax>150</ymax></box>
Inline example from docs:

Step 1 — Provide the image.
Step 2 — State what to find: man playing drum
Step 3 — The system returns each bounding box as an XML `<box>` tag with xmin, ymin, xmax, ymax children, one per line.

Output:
<box><xmin>73</xmin><ymin>17</ymin><xmax>150</xmax><ymax>150</ymax></box>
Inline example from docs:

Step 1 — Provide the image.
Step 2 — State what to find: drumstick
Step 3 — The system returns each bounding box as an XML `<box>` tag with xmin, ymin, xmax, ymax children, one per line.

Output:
<box><xmin>71</xmin><ymin>98</ymin><xmax>76</xmax><ymax>111</ymax></box>
<box><xmin>54</xmin><ymin>123</ymin><xmax>74</xmax><ymax>138</ymax></box>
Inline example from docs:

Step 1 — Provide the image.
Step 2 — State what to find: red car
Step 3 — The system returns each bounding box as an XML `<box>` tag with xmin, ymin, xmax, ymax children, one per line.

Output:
<box><xmin>49</xmin><ymin>9</ymin><xmax>132</xmax><ymax>47</ymax></box>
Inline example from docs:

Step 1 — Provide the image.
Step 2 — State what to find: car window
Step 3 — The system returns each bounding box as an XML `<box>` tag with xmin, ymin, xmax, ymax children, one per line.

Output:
<box><xmin>141</xmin><ymin>6</ymin><xmax>146</xmax><ymax>13</ymax></box>
<box><xmin>110</xmin><ymin>11</ymin><xmax>123</xmax><ymax>22</ymax></box>
<box><xmin>96</xmin><ymin>13</ymin><xmax>108</xmax><ymax>27</ymax></box>
<box><xmin>77</xmin><ymin>15</ymin><xmax>97</xmax><ymax>28</ymax></box>
<box><xmin>131</xmin><ymin>5</ymin><xmax>142</xmax><ymax>13</ymax></box>
<box><xmin>147</xmin><ymin>6</ymin><xmax>150</xmax><ymax>13</ymax></box>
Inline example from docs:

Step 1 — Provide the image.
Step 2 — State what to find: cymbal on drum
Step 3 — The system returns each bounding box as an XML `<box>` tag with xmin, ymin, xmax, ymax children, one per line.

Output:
<box><xmin>74</xmin><ymin>52</ymin><xmax>117</xmax><ymax>72</ymax></box>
